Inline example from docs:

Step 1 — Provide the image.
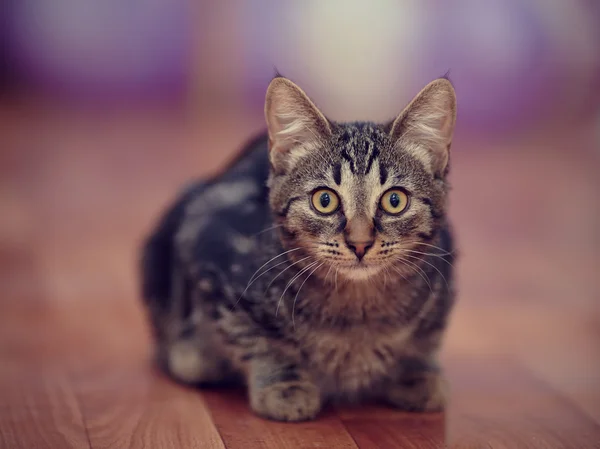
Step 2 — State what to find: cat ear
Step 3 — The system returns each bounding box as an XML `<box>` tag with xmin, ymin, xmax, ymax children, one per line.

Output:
<box><xmin>389</xmin><ymin>78</ymin><xmax>457</xmax><ymax>177</ymax></box>
<box><xmin>265</xmin><ymin>77</ymin><xmax>331</xmax><ymax>173</ymax></box>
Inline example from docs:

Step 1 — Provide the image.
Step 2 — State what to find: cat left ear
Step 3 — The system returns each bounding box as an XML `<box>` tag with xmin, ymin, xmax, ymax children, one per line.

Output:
<box><xmin>389</xmin><ymin>78</ymin><xmax>457</xmax><ymax>177</ymax></box>
<box><xmin>265</xmin><ymin>77</ymin><xmax>331</xmax><ymax>174</ymax></box>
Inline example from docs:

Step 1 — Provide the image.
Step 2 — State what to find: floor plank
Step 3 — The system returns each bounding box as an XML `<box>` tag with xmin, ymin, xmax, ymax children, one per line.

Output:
<box><xmin>337</xmin><ymin>356</ymin><xmax>600</xmax><ymax>449</ymax></box>
<box><xmin>203</xmin><ymin>389</ymin><xmax>359</xmax><ymax>449</ymax></box>
<box><xmin>341</xmin><ymin>413</ymin><xmax>444</xmax><ymax>449</ymax></box>
<box><xmin>73</xmin><ymin>366</ymin><xmax>225</xmax><ymax>449</ymax></box>
<box><xmin>0</xmin><ymin>369</ymin><xmax>90</xmax><ymax>449</ymax></box>
<box><xmin>445</xmin><ymin>357</ymin><xmax>600</xmax><ymax>449</ymax></box>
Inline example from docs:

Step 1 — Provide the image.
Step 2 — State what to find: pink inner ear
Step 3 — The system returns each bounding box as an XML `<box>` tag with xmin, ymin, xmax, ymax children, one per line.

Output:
<box><xmin>265</xmin><ymin>79</ymin><xmax>331</xmax><ymax>151</ymax></box>
<box><xmin>387</xmin><ymin>81</ymin><xmax>456</xmax><ymax>177</ymax></box>
<box><xmin>438</xmin><ymin>114</ymin><xmax>453</xmax><ymax>138</ymax></box>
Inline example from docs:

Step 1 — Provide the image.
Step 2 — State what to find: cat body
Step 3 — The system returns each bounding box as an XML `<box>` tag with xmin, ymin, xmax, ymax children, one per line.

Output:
<box><xmin>141</xmin><ymin>77</ymin><xmax>457</xmax><ymax>421</ymax></box>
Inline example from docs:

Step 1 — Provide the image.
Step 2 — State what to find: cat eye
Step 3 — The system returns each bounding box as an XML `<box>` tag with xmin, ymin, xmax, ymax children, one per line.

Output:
<box><xmin>311</xmin><ymin>188</ymin><xmax>340</xmax><ymax>215</ymax></box>
<box><xmin>380</xmin><ymin>188</ymin><xmax>410</xmax><ymax>215</ymax></box>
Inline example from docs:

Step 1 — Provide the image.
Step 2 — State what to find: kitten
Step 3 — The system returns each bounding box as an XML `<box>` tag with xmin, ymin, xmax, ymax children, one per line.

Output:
<box><xmin>141</xmin><ymin>75</ymin><xmax>457</xmax><ymax>422</ymax></box>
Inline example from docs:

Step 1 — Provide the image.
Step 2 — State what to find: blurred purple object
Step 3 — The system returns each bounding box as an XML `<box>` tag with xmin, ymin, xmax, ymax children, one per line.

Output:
<box><xmin>425</xmin><ymin>0</ymin><xmax>554</xmax><ymax>133</ymax></box>
<box><xmin>425</xmin><ymin>0</ymin><xmax>600</xmax><ymax>135</ymax></box>
<box><xmin>8</xmin><ymin>0</ymin><xmax>192</xmax><ymax>105</ymax></box>
<box><xmin>239</xmin><ymin>1</ymin><xmax>282</xmax><ymax>108</ymax></box>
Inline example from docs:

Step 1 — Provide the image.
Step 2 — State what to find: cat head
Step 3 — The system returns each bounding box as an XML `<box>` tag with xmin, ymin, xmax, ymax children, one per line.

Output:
<box><xmin>265</xmin><ymin>76</ymin><xmax>456</xmax><ymax>281</ymax></box>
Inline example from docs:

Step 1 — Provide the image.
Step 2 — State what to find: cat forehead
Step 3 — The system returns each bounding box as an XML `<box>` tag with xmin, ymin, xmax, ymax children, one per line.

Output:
<box><xmin>327</xmin><ymin>122</ymin><xmax>391</xmax><ymax>175</ymax></box>
<box><xmin>284</xmin><ymin>120</ymin><xmax>428</xmax><ymax>189</ymax></box>
<box><xmin>333</xmin><ymin>122</ymin><xmax>389</xmax><ymax>149</ymax></box>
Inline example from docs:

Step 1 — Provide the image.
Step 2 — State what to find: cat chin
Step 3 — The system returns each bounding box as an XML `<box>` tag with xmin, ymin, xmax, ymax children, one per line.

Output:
<box><xmin>336</xmin><ymin>264</ymin><xmax>383</xmax><ymax>281</ymax></box>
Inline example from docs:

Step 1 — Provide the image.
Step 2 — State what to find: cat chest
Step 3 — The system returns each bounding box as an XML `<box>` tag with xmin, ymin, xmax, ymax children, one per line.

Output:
<box><xmin>304</xmin><ymin>329</ymin><xmax>405</xmax><ymax>394</ymax></box>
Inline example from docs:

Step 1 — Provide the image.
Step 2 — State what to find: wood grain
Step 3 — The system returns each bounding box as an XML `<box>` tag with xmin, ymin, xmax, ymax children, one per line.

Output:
<box><xmin>0</xmin><ymin>102</ymin><xmax>599</xmax><ymax>448</ymax></box>
<box><xmin>0</xmin><ymin>369</ymin><xmax>90</xmax><ymax>449</ymax></box>
<box><xmin>203</xmin><ymin>389</ymin><xmax>359</xmax><ymax>449</ymax></box>
<box><xmin>340</xmin><ymin>413</ymin><xmax>445</xmax><ymax>449</ymax></box>
<box><xmin>75</xmin><ymin>367</ymin><xmax>225</xmax><ymax>449</ymax></box>
<box><xmin>445</xmin><ymin>357</ymin><xmax>600</xmax><ymax>448</ymax></box>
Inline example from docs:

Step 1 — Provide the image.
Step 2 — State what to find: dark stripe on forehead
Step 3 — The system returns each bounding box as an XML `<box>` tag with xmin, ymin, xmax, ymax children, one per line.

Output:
<box><xmin>333</xmin><ymin>162</ymin><xmax>342</xmax><ymax>185</ymax></box>
<box><xmin>278</xmin><ymin>196</ymin><xmax>302</xmax><ymax>217</ymax></box>
<box><xmin>365</xmin><ymin>146</ymin><xmax>379</xmax><ymax>175</ymax></box>
<box><xmin>340</xmin><ymin>129</ymin><xmax>352</xmax><ymax>144</ymax></box>
<box><xmin>341</xmin><ymin>148</ymin><xmax>356</xmax><ymax>174</ymax></box>
<box><xmin>379</xmin><ymin>164</ymin><xmax>388</xmax><ymax>185</ymax></box>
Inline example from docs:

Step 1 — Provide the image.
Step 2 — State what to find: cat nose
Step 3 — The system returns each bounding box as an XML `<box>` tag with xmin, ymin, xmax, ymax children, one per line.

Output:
<box><xmin>346</xmin><ymin>240</ymin><xmax>374</xmax><ymax>261</ymax></box>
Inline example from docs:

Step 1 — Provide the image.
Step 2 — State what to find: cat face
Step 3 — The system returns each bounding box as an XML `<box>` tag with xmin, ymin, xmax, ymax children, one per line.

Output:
<box><xmin>265</xmin><ymin>77</ymin><xmax>456</xmax><ymax>280</ymax></box>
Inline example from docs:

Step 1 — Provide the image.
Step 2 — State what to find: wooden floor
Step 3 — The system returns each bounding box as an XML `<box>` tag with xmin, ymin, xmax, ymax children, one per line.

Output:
<box><xmin>0</xmin><ymin>101</ymin><xmax>599</xmax><ymax>448</ymax></box>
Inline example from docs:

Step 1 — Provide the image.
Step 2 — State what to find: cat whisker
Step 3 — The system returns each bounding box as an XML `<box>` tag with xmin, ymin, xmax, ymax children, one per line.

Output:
<box><xmin>413</xmin><ymin>241</ymin><xmax>455</xmax><ymax>255</ymax></box>
<box><xmin>367</xmin><ymin>271</ymin><xmax>378</xmax><ymax>288</ymax></box>
<box><xmin>247</xmin><ymin>247</ymin><xmax>302</xmax><ymax>284</ymax></box>
<box><xmin>393</xmin><ymin>257</ymin><xmax>433</xmax><ymax>293</ymax></box>
<box><xmin>323</xmin><ymin>264</ymin><xmax>333</xmax><ymax>284</ymax></box>
<box><xmin>389</xmin><ymin>264</ymin><xmax>412</xmax><ymax>286</ymax></box>
<box><xmin>292</xmin><ymin>263</ymin><xmax>323</xmax><ymax>329</ymax></box>
<box><xmin>276</xmin><ymin>261</ymin><xmax>319</xmax><ymax>317</ymax></box>
<box><xmin>402</xmin><ymin>249</ymin><xmax>454</xmax><ymax>267</ymax></box>
<box><xmin>233</xmin><ymin>258</ymin><xmax>293</xmax><ymax>311</ymax></box>
<box><xmin>232</xmin><ymin>255</ymin><xmax>312</xmax><ymax>312</ymax></box>
<box><xmin>334</xmin><ymin>268</ymin><xmax>339</xmax><ymax>293</ymax></box>
<box><xmin>251</xmin><ymin>223</ymin><xmax>283</xmax><ymax>237</ymax></box>
<box><xmin>400</xmin><ymin>252</ymin><xmax>450</xmax><ymax>288</ymax></box>
<box><xmin>390</xmin><ymin>265</ymin><xmax>408</xmax><ymax>280</ymax></box>
<box><xmin>265</xmin><ymin>256</ymin><xmax>314</xmax><ymax>294</ymax></box>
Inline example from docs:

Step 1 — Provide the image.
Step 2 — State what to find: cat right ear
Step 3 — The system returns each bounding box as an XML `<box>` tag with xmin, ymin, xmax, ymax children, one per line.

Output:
<box><xmin>389</xmin><ymin>78</ymin><xmax>457</xmax><ymax>177</ymax></box>
<box><xmin>264</xmin><ymin>77</ymin><xmax>331</xmax><ymax>174</ymax></box>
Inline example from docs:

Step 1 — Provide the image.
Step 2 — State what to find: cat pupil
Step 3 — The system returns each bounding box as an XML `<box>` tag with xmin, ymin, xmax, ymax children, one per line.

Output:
<box><xmin>320</xmin><ymin>193</ymin><xmax>330</xmax><ymax>208</ymax></box>
<box><xmin>390</xmin><ymin>193</ymin><xmax>400</xmax><ymax>208</ymax></box>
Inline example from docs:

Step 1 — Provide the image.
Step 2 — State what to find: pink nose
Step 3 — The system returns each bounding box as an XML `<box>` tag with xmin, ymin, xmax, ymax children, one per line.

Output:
<box><xmin>346</xmin><ymin>240</ymin><xmax>374</xmax><ymax>261</ymax></box>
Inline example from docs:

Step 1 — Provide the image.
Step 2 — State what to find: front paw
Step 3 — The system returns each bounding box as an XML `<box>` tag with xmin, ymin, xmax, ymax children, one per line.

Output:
<box><xmin>385</xmin><ymin>373</ymin><xmax>447</xmax><ymax>412</ymax></box>
<box><xmin>250</xmin><ymin>381</ymin><xmax>322</xmax><ymax>422</ymax></box>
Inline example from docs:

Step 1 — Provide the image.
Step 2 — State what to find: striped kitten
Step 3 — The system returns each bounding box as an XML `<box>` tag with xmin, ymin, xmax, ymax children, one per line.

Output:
<box><xmin>141</xmin><ymin>75</ymin><xmax>457</xmax><ymax>421</ymax></box>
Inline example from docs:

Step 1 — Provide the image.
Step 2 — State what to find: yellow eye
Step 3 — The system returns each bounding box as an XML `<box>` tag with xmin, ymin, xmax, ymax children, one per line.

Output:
<box><xmin>311</xmin><ymin>189</ymin><xmax>340</xmax><ymax>215</ymax></box>
<box><xmin>380</xmin><ymin>189</ymin><xmax>409</xmax><ymax>215</ymax></box>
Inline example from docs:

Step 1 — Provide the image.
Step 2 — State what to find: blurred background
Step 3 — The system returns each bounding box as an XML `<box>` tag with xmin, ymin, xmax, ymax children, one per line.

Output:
<box><xmin>3</xmin><ymin>1</ymin><xmax>600</xmax><ymax>128</ymax></box>
<box><xmin>0</xmin><ymin>0</ymin><xmax>599</xmax><ymax>433</ymax></box>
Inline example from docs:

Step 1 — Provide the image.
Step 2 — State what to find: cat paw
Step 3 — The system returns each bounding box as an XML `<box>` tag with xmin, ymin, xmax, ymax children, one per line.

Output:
<box><xmin>166</xmin><ymin>341</ymin><xmax>206</xmax><ymax>384</ymax></box>
<box><xmin>250</xmin><ymin>381</ymin><xmax>322</xmax><ymax>422</ymax></box>
<box><xmin>386</xmin><ymin>373</ymin><xmax>447</xmax><ymax>412</ymax></box>
<box><xmin>162</xmin><ymin>340</ymin><xmax>234</xmax><ymax>386</ymax></box>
